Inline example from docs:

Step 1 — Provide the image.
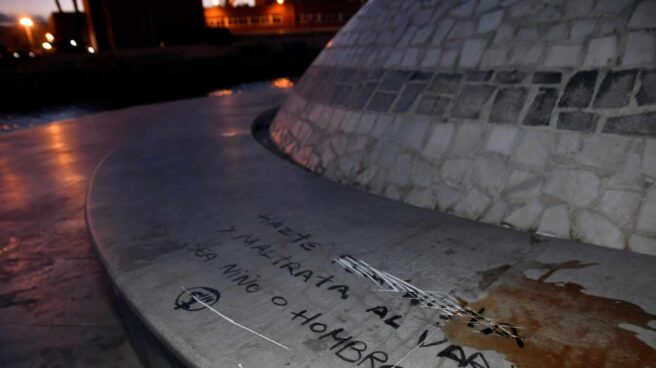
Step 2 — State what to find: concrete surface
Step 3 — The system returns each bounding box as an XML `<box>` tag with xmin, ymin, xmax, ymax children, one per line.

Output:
<box><xmin>0</xmin><ymin>88</ymin><xmax>286</xmax><ymax>367</ymax></box>
<box><xmin>86</xmin><ymin>88</ymin><xmax>656</xmax><ymax>368</ymax></box>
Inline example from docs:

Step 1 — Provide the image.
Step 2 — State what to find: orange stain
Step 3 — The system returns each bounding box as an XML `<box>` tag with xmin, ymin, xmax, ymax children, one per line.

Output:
<box><xmin>442</xmin><ymin>262</ymin><xmax>656</xmax><ymax>368</ymax></box>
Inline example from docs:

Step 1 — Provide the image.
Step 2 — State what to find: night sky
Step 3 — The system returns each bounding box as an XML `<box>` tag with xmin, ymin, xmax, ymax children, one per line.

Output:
<box><xmin>0</xmin><ymin>0</ymin><xmax>217</xmax><ymax>22</ymax></box>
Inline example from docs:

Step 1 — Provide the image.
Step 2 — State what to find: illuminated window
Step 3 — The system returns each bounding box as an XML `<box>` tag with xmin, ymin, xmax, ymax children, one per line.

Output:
<box><xmin>230</xmin><ymin>0</ymin><xmax>255</xmax><ymax>7</ymax></box>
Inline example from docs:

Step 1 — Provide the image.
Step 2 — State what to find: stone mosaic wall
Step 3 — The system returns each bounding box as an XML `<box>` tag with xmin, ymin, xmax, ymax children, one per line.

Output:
<box><xmin>270</xmin><ymin>0</ymin><xmax>656</xmax><ymax>255</ymax></box>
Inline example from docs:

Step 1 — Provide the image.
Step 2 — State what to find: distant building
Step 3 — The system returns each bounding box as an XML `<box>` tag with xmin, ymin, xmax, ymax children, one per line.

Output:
<box><xmin>83</xmin><ymin>0</ymin><xmax>206</xmax><ymax>51</ymax></box>
<box><xmin>205</xmin><ymin>0</ymin><xmax>366</xmax><ymax>34</ymax></box>
<box><xmin>49</xmin><ymin>12</ymin><xmax>88</xmax><ymax>52</ymax></box>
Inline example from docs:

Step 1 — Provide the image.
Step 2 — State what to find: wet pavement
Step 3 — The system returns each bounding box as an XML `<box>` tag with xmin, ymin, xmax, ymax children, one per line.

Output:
<box><xmin>0</xmin><ymin>85</ymin><xmax>289</xmax><ymax>367</ymax></box>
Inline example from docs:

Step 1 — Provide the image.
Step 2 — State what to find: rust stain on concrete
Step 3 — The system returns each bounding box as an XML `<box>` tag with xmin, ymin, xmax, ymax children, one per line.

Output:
<box><xmin>442</xmin><ymin>261</ymin><xmax>656</xmax><ymax>368</ymax></box>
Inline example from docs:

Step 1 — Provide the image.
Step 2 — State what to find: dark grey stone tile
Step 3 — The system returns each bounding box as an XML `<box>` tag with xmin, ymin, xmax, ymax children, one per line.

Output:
<box><xmin>410</xmin><ymin>71</ymin><xmax>434</xmax><ymax>81</ymax></box>
<box><xmin>334</xmin><ymin>85</ymin><xmax>354</xmax><ymax>107</ymax></box>
<box><xmin>379</xmin><ymin>70</ymin><xmax>412</xmax><ymax>91</ymax></box>
<box><xmin>557</xmin><ymin>112</ymin><xmax>599</xmax><ymax>132</ymax></box>
<box><xmin>367</xmin><ymin>69</ymin><xmax>386</xmax><ymax>81</ymax></box>
<box><xmin>416</xmin><ymin>95</ymin><xmax>452</xmax><ymax>116</ymax></box>
<box><xmin>594</xmin><ymin>70</ymin><xmax>638</xmax><ymax>108</ymax></box>
<box><xmin>523</xmin><ymin>88</ymin><xmax>559</xmax><ymax>126</ymax></box>
<box><xmin>495</xmin><ymin>70</ymin><xmax>527</xmax><ymax>84</ymax></box>
<box><xmin>603</xmin><ymin>112</ymin><xmax>656</xmax><ymax>137</ymax></box>
<box><xmin>558</xmin><ymin>70</ymin><xmax>598</xmax><ymax>108</ymax></box>
<box><xmin>428</xmin><ymin>73</ymin><xmax>462</xmax><ymax>94</ymax></box>
<box><xmin>367</xmin><ymin>91</ymin><xmax>397</xmax><ymax>112</ymax></box>
<box><xmin>532</xmin><ymin>72</ymin><xmax>562</xmax><ymax>84</ymax></box>
<box><xmin>637</xmin><ymin>69</ymin><xmax>656</xmax><ymax>106</ymax></box>
<box><xmin>326</xmin><ymin>83</ymin><xmax>344</xmax><ymax>105</ymax></box>
<box><xmin>392</xmin><ymin>82</ymin><xmax>427</xmax><ymax>113</ymax></box>
<box><xmin>466</xmin><ymin>70</ymin><xmax>494</xmax><ymax>82</ymax></box>
<box><xmin>451</xmin><ymin>85</ymin><xmax>497</xmax><ymax>119</ymax></box>
<box><xmin>490</xmin><ymin>87</ymin><xmax>528</xmax><ymax>124</ymax></box>
<box><xmin>349</xmin><ymin>82</ymin><xmax>378</xmax><ymax>110</ymax></box>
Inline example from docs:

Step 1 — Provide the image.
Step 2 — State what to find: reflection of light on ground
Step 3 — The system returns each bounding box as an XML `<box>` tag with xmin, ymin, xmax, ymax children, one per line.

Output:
<box><xmin>212</xmin><ymin>89</ymin><xmax>234</xmax><ymax>97</ymax></box>
<box><xmin>0</xmin><ymin>154</ymin><xmax>28</xmax><ymax>209</ymax></box>
<box><xmin>271</xmin><ymin>78</ymin><xmax>294</xmax><ymax>89</ymax></box>
<box><xmin>221</xmin><ymin>130</ymin><xmax>240</xmax><ymax>137</ymax></box>
<box><xmin>47</xmin><ymin>123</ymin><xmax>84</xmax><ymax>185</ymax></box>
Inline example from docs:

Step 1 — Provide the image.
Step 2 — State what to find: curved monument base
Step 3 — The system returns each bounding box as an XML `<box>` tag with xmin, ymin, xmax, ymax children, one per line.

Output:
<box><xmin>86</xmin><ymin>89</ymin><xmax>656</xmax><ymax>368</ymax></box>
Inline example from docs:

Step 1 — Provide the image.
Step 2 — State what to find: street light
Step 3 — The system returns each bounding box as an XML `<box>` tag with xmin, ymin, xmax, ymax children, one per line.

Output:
<box><xmin>19</xmin><ymin>17</ymin><xmax>35</xmax><ymax>50</ymax></box>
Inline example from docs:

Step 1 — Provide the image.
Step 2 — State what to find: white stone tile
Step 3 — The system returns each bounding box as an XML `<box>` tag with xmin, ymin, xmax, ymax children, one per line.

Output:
<box><xmin>423</xmin><ymin>123</ymin><xmax>456</xmax><ymax>161</ymax></box>
<box><xmin>421</xmin><ymin>49</ymin><xmax>443</xmax><ymax>68</ymax></box>
<box><xmin>481</xmin><ymin>47</ymin><xmax>509</xmax><ymax>68</ymax></box>
<box><xmin>629</xmin><ymin>0</ymin><xmax>656</xmax><ymax>29</ymax></box>
<box><xmin>583</xmin><ymin>36</ymin><xmax>618</xmax><ymax>67</ymax></box>
<box><xmin>544</xmin><ymin>44</ymin><xmax>582</xmax><ymax>67</ymax></box>
<box><xmin>629</xmin><ymin>235</ymin><xmax>656</xmax><ymax>256</ymax></box>
<box><xmin>477</xmin><ymin>0</ymin><xmax>499</xmax><ymax>14</ymax></box>
<box><xmin>405</xmin><ymin>188</ymin><xmax>437</xmax><ymax>208</ymax></box>
<box><xmin>441</xmin><ymin>158</ymin><xmax>471</xmax><ymax>185</ymax></box>
<box><xmin>544</xmin><ymin>169</ymin><xmax>600</xmax><ymax>207</ymax></box>
<box><xmin>493</xmin><ymin>23</ymin><xmax>515</xmax><ymax>44</ymax></box>
<box><xmin>399</xmin><ymin>116</ymin><xmax>431</xmax><ymax>151</ymax></box>
<box><xmin>643</xmin><ymin>139</ymin><xmax>656</xmax><ymax>178</ymax></box>
<box><xmin>477</xmin><ymin>10</ymin><xmax>504</xmax><ymax>33</ymax></box>
<box><xmin>432</xmin><ymin>18</ymin><xmax>457</xmax><ymax>46</ymax></box>
<box><xmin>434</xmin><ymin>184</ymin><xmax>462</xmax><ymax>211</ymax></box>
<box><xmin>440</xmin><ymin>49</ymin><xmax>460</xmax><ymax>67</ymax></box>
<box><xmin>482</xmin><ymin>201</ymin><xmax>509</xmax><ymax>224</ymax></box>
<box><xmin>516</xmin><ymin>27</ymin><xmax>539</xmax><ymax>42</ymax></box>
<box><xmin>538</xmin><ymin>205</ymin><xmax>571</xmax><ymax>238</ymax></box>
<box><xmin>459</xmin><ymin>39</ymin><xmax>487</xmax><ymax>68</ymax></box>
<box><xmin>566</xmin><ymin>0</ymin><xmax>595</xmax><ymax>17</ymax></box>
<box><xmin>574</xmin><ymin>210</ymin><xmax>625</xmax><ymax>249</ymax></box>
<box><xmin>450</xmin><ymin>0</ymin><xmax>476</xmax><ymax>17</ymax></box>
<box><xmin>449</xmin><ymin>20</ymin><xmax>477</xmax><ymax>39</ymax></box>
<box><xmin>486</xmin><ymin>126</ymin><xmax>519</xmax><ymax>155</ymax></box>
<box><xmin>571</xmin><ymin>19</ymin><xmax>596</xmax><ymax>41</ymax></box>
<box><xmin>623</xmin><ymin>32</ymin><xmax>656</xmax><ymax>66</ymax></box>
<box><xmin>450</xmin><ymin>123</ymin><xmax>486</xmax><ymax>157</ymax></box>
<box><xmin>595</xmin><ymin>0</ymin><xmax>629</xmax><ymax>13</ymax></box>
<box><xmin>472</xmin><ymin>154</ymin><xmax>511</xmax><ymax>193</ymax></box>
<box><xmin>513</xmin><ymin>130</ymin><xmax>552</xmax><ymax>169</ymax></box>
<box><xmin>599</xmin><ymin>190</ymin><xmax>642</xmax><ymax>229</ymax></box>
<box><xmin>504</xmin><ymin>200</ymin><xmax>544</xmax><ymax>229</ymax></box>
<box><xmin>412</xmin><ymin>26</ymin><xmax>435</xmax><ymax>45</ymax></box>
<box><xmin>545</xmin><ymin>23</ymin><xmax>569</xmax><ymax>42</ymax></box>
<box><xmin>401</xmin><ymin>48</ymin><xmax>421</xmax><ymax>68</ymax></box>
<box><xmin>636</xmin><ymin>198</ymin><xmax>656</xmax><ymax>235</ymax></box>
<box><xmin>509</xmin><ymin>45</ymin><xmax>544</xmax><ymax>65</ymax></box>
<box><xmin>454</xmin><ymin>188</ymin><xmax>491</xmax><ymax>219</ymax></box>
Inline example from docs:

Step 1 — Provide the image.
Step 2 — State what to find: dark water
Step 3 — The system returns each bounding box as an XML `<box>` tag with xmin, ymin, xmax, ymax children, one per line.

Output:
<box><xmin>0</xmin><ymin>77</ymin><xmax>295</xmax><ymax>135</ymax></box>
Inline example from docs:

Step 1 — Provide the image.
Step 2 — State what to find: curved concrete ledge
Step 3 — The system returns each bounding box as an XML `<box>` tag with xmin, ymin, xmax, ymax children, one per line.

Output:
<box><xmin>86</xmin><ymin>88</ymin><xmax>656</xmax><ymax>368</ymax></box>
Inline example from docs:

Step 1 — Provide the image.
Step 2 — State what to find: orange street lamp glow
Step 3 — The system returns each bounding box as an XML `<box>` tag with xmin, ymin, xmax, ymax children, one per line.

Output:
<box><xmin>42</xmin><ymin>42</ymin><xmax>53</xmax><ymax>50</ymax></box>
<box><xmin>45</xmin><ymin>33</ymin><xmax>55</xmax><ymax>42</ymax></box>
<box><xmin>19</xmin><ymin>17</ymin><xmax>35</xmax><ymax>50</ymax></box>
<box><xmin>277</xmin><ymin>0</ymin><xmax>284</xmax><ymax>4</ymax></box>
<box><xmin>19</xmin><ymin>17</ymin><xmax>33</xmax><ymax>27</ymax></box>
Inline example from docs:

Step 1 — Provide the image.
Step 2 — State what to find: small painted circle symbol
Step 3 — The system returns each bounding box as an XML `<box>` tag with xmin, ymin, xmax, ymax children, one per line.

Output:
<box><xmin>174</xmin><ymin>287</ymin><xmax>221</xmax><ymax>312</ymax></box>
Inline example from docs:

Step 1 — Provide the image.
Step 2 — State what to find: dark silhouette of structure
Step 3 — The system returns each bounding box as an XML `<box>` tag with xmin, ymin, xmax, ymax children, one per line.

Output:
<box><xmin>83</xmin><ymin>0</ymin><xmax>206</xmax><ymax>51</ymax></box>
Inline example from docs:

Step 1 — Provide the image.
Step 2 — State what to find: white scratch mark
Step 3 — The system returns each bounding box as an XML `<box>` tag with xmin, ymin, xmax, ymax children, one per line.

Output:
<box><xmin>334</xmin><ymin>256</ymin><xmax>520</xmax><ymax>339</ymax></box>
<box><xmin>181</xmin><ymin>287</ymin><xmax>291</xmax><ymax>351</ymax></box>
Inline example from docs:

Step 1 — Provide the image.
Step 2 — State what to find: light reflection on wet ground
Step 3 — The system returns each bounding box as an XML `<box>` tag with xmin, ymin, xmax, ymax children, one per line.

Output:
<box><xmin>0</xmin><ymin>83</ymin><xmax>289</xmax><ymax>367</ymax></box>
<box><xmin>0</xmin><ymin>78</ymin><xmax>295</xmax><ymax>135</ymax></box>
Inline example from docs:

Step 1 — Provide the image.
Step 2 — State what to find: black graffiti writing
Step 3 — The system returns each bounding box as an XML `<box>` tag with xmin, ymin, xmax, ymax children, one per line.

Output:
<box><xmin>217</xmin><ymin>263</ymin><xmax>262</xmax><ymax>293</ymax></box>
<box><xmin>366</xmin><ymin>305</ymin><xmax>403</xmax><ymax>329</ymax></box>
<box><xmin>290</xmin><ymin>309</ymin><xmax>406</xmax><ymax>368</ymax></box>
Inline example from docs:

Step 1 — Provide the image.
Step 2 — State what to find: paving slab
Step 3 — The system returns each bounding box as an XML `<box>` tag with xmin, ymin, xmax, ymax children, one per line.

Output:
<box><xmin>87</xmin><ymin>89</ymin><xmax>656</xmax><ymax>367</ymax></box>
